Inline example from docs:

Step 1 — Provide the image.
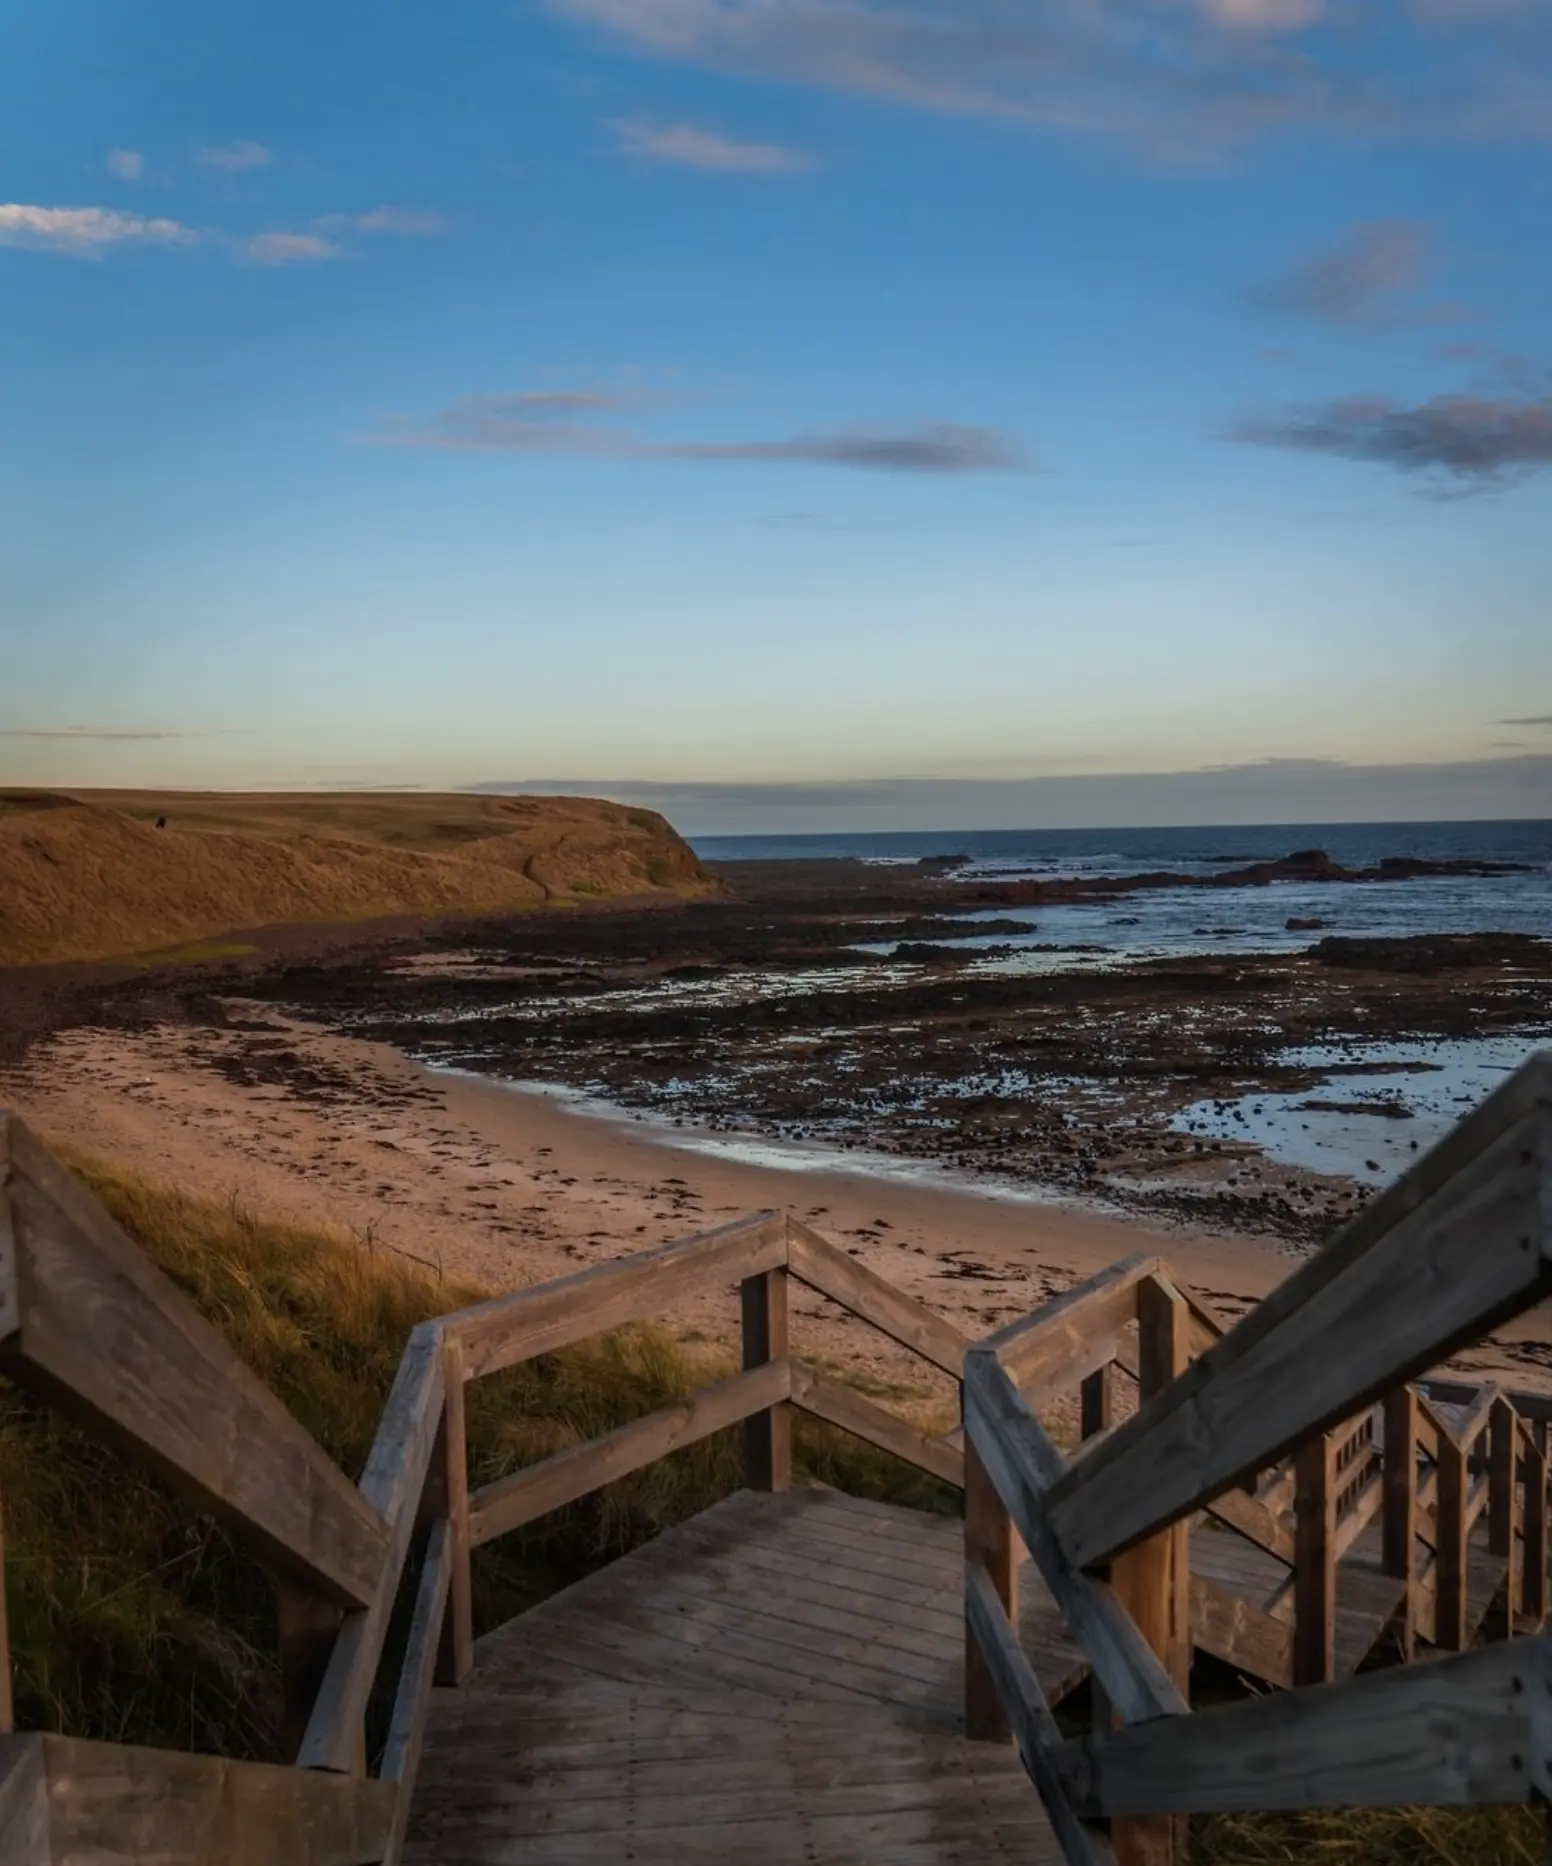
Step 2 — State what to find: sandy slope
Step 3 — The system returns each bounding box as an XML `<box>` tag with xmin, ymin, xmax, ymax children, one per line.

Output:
<box><xmin>0</xmin><ymin>789</ymin><xmax>711</xmax><ymax>965</ymax></box>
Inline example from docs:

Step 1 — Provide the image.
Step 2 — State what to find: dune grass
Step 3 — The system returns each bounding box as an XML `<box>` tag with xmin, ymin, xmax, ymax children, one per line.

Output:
<box><xmin>0</xmin><ymin>1153</ymin><xmax>1539</xmax><ymax>1861</ymax></box>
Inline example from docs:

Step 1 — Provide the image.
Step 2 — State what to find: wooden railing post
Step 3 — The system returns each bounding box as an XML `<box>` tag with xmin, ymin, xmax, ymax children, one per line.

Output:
<box><xmin>741</xmin><ymin>1267</ymin><xmax>791</xmax><ymax>1492</ymax></box>
<box><xmin>1382</xmin><ymin>1387</ymin><xmax>1418</xmax><ymax>1658</ymax></box>
<box><xmin>964</xmin><ymin>1439</ymin><xmax>1016</xmax><ymax>1743</ymax></box>
<box><xmin>1436</xmin><ymin>1426</ymin><xmax>1469</xmax><ymax>1651</ymax></box>
<box><xmin>1293</xmin><ymin>1430</ymin><xmax>1337</xmax><ymax>1686</ymax></box>
<box><xmin>436</xmin><ymin>1334</ymin><xmax>474</xmax><ymax>1686</ymax></box>
<box><xmin>1488</xmin><ymin>1397</ymin><xmax>1521</xmax><ymax>1638</ymax></box>
<box><xmin>1080</xmin><ymin>1364</ymin><xmax>1113</xmax><ymax>1442</ymax></box>
<box><xmin>278</xmin><ymin>1586</ymin><xmax>346</xmax><ymax>1763</ymax></box>
<box><xmin>1525</xmin><ymin>1423</ymin><xmax>1548</xmax><ymax>1630</ymax></box>
<box><xmin>1110</xmin><ymin>1277</ymin><xmax>1189</xmax><ymax>1866</ymax></box>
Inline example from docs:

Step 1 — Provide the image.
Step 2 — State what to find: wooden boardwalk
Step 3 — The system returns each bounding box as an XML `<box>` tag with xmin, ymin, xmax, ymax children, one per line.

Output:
<box><xmin>404</xmin><ymin>1487</ymin><xmax>1073</xmax><ymax>1863</ymax></box>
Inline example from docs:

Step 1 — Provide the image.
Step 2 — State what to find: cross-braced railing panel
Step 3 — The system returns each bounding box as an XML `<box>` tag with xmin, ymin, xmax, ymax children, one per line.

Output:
<box><xmin>962</xmin><ymin>1048</ymin><xmax>1552</xmax><ymax>1866</ymax></box>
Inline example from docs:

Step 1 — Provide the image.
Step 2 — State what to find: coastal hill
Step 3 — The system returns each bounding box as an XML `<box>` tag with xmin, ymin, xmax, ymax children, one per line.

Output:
<box><xmin>0</xmin><ymin>787</ymin><xmax>713</xmax><ymax>966</ymax></box>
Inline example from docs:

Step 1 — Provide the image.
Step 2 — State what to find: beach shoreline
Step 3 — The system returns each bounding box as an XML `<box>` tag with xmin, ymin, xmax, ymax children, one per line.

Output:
<box><xmin>6</xmin><ymin>1002</ymin><xmax>1550</xmax><ymax>1398</ymax></box>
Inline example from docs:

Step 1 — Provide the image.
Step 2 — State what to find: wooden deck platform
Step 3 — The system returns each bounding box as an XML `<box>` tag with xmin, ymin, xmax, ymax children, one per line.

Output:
<box><xmin>404</xmin><ymin>1487</ymin><xmax>1071</xmax><ymax>1863</ymax></box>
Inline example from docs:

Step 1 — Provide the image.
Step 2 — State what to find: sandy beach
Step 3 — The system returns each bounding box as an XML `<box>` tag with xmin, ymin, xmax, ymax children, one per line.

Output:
<box><xmin>7</xmin><ymin>1006</ymin><xmax>1549</xmax><ymax>1401</ymax></box>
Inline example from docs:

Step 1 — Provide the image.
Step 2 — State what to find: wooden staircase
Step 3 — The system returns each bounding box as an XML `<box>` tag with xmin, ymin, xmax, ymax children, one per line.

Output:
<box><xmin>1</xmin><ymin>1047</ymin><xmax>1551</xmax><ymax>1863</ymax></box>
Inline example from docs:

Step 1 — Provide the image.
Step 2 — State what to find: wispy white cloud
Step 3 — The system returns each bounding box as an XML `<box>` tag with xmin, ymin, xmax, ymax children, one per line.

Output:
<box><xmin>374</xmin><ymin>388</ymin><xmax>1024</xmax><ymax>473</ymax></box>
<box><xmin>196</xmin><ymin>139</ymin><xmax>273</xmax><ymax>172</ymax></box>
<box><xmin>612</xmin><ymin>116</ymin><xmax>816</xmax><ymax>174</ymax></box>
<box><xmin>242</xmin><ymin>230</ymin><xmax>345</xmax><ymax>265</ymax></box>
<box><xmin>1248</xmin><ymin>220</ymin><xmax>1476</xmax><ymax>327</ymax></box>
<box><xmin>105</xmin><ymin>147</ymin><xmax>145</xmax><ymax>182</ymax></box>
<box><xmin>311</xmin><ymin>206</ymin><xmax>451</xmax><ymax>237</ymax></box>
<box><xmin>548</xmin><ymin>0</ymin><xmax>1552</xmax><ymax>160</ymax></box>
<box><xmin>1229</xmin><ymin>390</ymin><xmax>1552</xmax><ymax>492</ymax></box>
<box><xmin>0</xmin><ymin>204</ymin><xmax>197</xmax><ymax>257</ymax></box>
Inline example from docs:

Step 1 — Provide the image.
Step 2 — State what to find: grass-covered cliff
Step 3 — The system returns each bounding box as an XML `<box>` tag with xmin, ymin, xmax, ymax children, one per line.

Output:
<box><xmin>0</xmin><ymin>788</ymin><xmax>714</xmax><ymax>965</ymax></box>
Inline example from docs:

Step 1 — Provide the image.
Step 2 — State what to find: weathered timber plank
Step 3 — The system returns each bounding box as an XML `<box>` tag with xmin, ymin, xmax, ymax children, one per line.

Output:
<box><xmin>617</xmin><ymin>1574</ymin><xmax>954</xmax><ymax>1696</ymax></box>
<box><xmin>1053</xmin><ymin>1635</ymin><xmax>1552</xmax><ymax>1816</ymax></box>
<box><xmin>446</xmin><ymin>1211</ymin><xmax>786</xmax><ymax>1379</ymax></box>
<box><xmin>1045</xmin><ymin>1109</ymin><xmax>1552</xmax><ymax>1571</ymax></box>
<box><xmin>0</xmin><ymin>1118</ymin><xmax>388</xmax><ymax>1609</ymax></box>
<box><xmin>791</xmin><ymin>1363</ymin><xmax>963</xmax><ymax>1486</ymax></box>
<box><xmin>984</xmin><ymin>1254</ymin><xmax>1158</xmax><ymax>1400</ymax></box>
<box><xmin>298</xmin><ymin>1322</ymin><xmax>445</xmax><ymax>1773</ymax></box>
<box><xmin>1423</xmin><ymin>1376</ymin><xmax>1552</xmax><ymax>1427</ymax></box>
<box><xmin>380</xmin><ymin>1517</ymin><xmax>451</xmax><ymax>1866</ymax></box>
<box><xmin>964</xmin><ymin>1348</ymin><xmax>1187</xmax><ymax>1727</ymax></box>
<box><xmin>742</xmin><ymin>1267</ymin><xmax>792</xmax><ymax>1492</ymax></box>
<box><xmin>0</xmin><ymin>1737</ymin><xmax>48</xmax><ymax>1865</ymax></box>
<box><xmin>470</xmin><ymin>1359</ymin><xmax>789</xmax><ymax>1547</ymax></box>
<box><xmin>787</xmin><ymin>1219</ymin><xmax>968</xmax><ymax>1377</ymax></box>
<box><xmin>1201</xmin><ymin>1484</ymin><xmax>1295</xmax><ymax>1565</ymax></box>
<box><xmin>1190</xmin><ymin>1571</ymin><xmax>1292</xmax><ymax>1686</ymax></box>
<box><xmin>37</xmin><ymin>1733</ymin><xmax>397</xmax><ymax>1864</ymax></box>
<box><xmin>965</xmin><ymin>1561</ymin><xmax>1118</xmax><ymax>1866</ymax></box>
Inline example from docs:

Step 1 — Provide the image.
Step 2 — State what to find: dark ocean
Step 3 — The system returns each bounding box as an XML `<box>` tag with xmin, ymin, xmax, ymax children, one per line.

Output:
<box><xmin>692</xmin><ymin>819</ymin><xmax>1552</xmax><ymax>963</ymax></box>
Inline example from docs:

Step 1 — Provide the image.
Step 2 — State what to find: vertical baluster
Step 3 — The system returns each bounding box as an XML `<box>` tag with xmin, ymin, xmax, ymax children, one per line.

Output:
<box><xmin>1382</xmin><ymin>1387</ymin><xmax>1418</xmax><ymax>1659</ymax></box>
<box><xmin>1110</xmin><ymin>1277</ymin><xmax>1189</xmax><ymax>1866</ymax></box>
<box><xmin>1524</xmin><ymin>1423</ymin><xmax>1548</xmax><ymax>1630</ymax></box>
<box><xmin>1080</xmin><ymin>1362</ymin><xmax>1113</xmax><ymax>1442</ymax></box>
<box><xmin>1436</xmin><ymin>1427</ymin><xmax>1469</xmax><ymax>1651</ymax></box>
<box><xmin>1488</xmin><ymin>1398</ymin><xmax>1521</xmax><ymax>1637</ymax></box>
<box><xmin>964</xmin><ymin>1441</ymin><xmax>1016</xmax><ymax>1745</ymax></box>
<box><xmin>741</xmin><ymin>1267</ymin><xmax>791</xmax><ymax>1492</ymax></box>
<box><xmin>1294</xmin><ymin>1429</ymin><xmax>1337</xmax><ymax>1685</ymax></box>
<box><xmin>438</xmin><ymin>1333</ymin><xmax>474</xmax><ymax>1686</ymax></box>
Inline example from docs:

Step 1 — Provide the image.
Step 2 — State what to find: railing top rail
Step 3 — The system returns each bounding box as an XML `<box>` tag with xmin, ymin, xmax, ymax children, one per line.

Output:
<box><xmin>442</xmin><ymin>1209</ymin><xmax>786</xmax><ymax>1380</ymax></box>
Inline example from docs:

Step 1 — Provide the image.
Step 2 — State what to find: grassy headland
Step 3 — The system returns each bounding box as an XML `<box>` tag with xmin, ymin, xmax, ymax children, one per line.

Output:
<box><xmin>0</xmin><ymin>787</ymin><xmax>714</xmax><ymax>965</ymax></box>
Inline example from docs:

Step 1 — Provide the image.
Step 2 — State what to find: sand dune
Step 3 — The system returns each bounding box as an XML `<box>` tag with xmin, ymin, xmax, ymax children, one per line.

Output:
<box><xmin>0</xmin><ymin>788</ymin><xmax>713</xmax><ymax>965</ymax></box>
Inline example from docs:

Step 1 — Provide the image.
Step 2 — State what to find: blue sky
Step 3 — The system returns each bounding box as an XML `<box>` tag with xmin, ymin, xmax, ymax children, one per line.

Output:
<box><xmin>3</xmin><ymin>0</ymin><xmax>1551</xmax><ymax>830</ymax></box>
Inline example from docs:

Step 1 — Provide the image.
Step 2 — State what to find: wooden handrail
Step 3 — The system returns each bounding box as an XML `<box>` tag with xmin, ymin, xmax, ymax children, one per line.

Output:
<box><xmin>963</xmin><ymin>1346</ymin><xmax>1187</xmax><ymax>1727</ymax></box>
<box><xmin>443</xmin><ymin>1210</ymin><xmax>786</xmax><ymax>1379</ymax></box>
<box><xmin>468</xmin><ymin>1359</ymin><xmax>791</xmax><ymax>1546</ymax></box>
<box><xmin>789</xmin><ymin>1362</ymin><xmax>963</xmax><ymax>1486</ymax></box>
<box><xmin>0</xmin><ymin>1114</ymin><xmax>390</xmax><ymax>1610</ymax></box>
<box><xmin>1049</xmin><ymin>1637</ymin><xmax>1552</xmax><ymax>1816</ymax></box>
<box><xmin>0</xmin><ymin>1730</ymin><xmax>397</xmax><ymax>1863</ymax></box>
<box><xmin>297</xmin><ymin>1323</ymin><xmax>447</xmax><ymax>1773</ymax></box>
<box><xmin>786</xmin><ymin>1218</ymin><xmax>968</xmax><ymax>1377</ymax></box>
